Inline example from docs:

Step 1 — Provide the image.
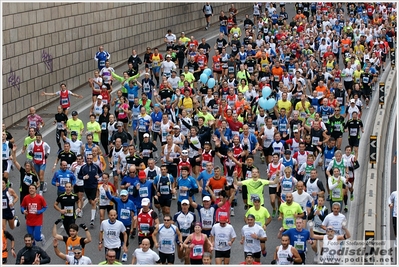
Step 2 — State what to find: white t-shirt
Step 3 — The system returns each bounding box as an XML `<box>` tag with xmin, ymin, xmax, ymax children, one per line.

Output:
<box><xmin>292</xmin><ymin>191</ymin><xmax>313</xmax><ymax>214</ymax></box>
<box><xmin>210</xmin><ymin>223</ymin><xmax>237</xmax><ymax>251</ymax></box>
<box><xmin>100</xmin><ymin>219</ymin><xmax>126</xmax><ymax>248</ymax></box>
<box><xmin>65</xmin><ymin>255</ymin><xmax>92</xmax><ymax>265</ymax></box>
<box><xmin>389</xmin><ymin>191</ymin><xmax>397</xmax><ymax>217</ymax></box>
<box><xmin>322</xmin><ymin>213</ymin><xmax>346</xmax><ymax>235</ymax></box>
<box><xmin>241</xmin><ymin>224</ymin><xmax>266</xmax><ymax>253</ymax></box>
<box><xmin>133</xmin><ymin>248</ymin><xmax>160</xmax><ymax>265</ymax></box>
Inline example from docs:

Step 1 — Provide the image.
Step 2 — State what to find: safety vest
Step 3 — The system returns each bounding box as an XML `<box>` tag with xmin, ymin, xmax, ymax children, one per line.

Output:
<box><xmin>330</xmin><ymin>177</ymin><xmax>343</xmax><ymax>201</ymax></box>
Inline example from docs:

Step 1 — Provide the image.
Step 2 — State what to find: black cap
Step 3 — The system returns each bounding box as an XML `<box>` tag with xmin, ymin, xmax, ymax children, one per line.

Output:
<box><xmin>246</xmin><ymin>252</ymin><xmax>254</xmax><ymax>258</ymax></box>
<box><xmin>72</xmin><ymin>111</ymin><xmax>78</xmax><ymax>116</ymax></box>
<box><xmin>252</xmin><ymin>196</ymin><xmax>261</xmax><ymax>202</ymax></box>
<box><xmin>71</xmin><ymin>131</ymin><xmax>78</xmax><ymax>136</ymax></box>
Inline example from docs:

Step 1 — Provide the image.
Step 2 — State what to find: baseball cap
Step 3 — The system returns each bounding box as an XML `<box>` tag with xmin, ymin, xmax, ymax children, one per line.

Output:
<box><xmin>284</xmin><ymin>150</ymin><xmax>292</xmax><ymax>155</ymax></box>
<box><xmin>71</xmin><ymin>111</ymin><xmax>78</xmax><ymax>116</ymax></box>
<box><xmin>248</xmin><ymin>36</ymin><xmax>252</xmax><ymax>39</ymax></box>
<box><xmin>166</xmin><ymin>54</ymin><xmax>171</xmax><ymax>58</ymax></box>
<box><xmin>181</xmin><ymin>150</ymin><xmax>188</xmax><ymax>156</ymax></box>
<box><xmin>143</xmin><ymin>133</ymin><xmax>150</xmax><ymax>138</ymax></box>
<box><xmin>122</xmin><ymin>142</ymin><xmax>129</xmax><ymax>147</ymax></box>
<box><xmin>117</xmin><ymin>121</ymin><xmax>123</xmax><ymax>126</ymax></box>
<box><xmin>154</xmin><ymin>104</ymin><xmax>160</xmax><ymax>107</ymax></box>
<box><xmin>97</xmin><ymin>95</ymin><xmax>103</xmax><ymax>99</ymax></box>
<box><xmin>350</xmin><ymin>99</ymin><xmax>355</xmax><ymax>103</ymax></box>
<box><xmin>141</xmin><ymin>198</ymin><xmax>150</xmax><ymax>206</ymax></box>
<box><xmin>71</xmin><ymin>131</ymin><xmax>78</xmax><ymax>136</ymax></box>
<box><xmin>138</xmin><ymin>170</ymin><xmax>146</xmax><ymax>179</ymax></box>
<box><xmin>246</xmin><ymin>253</ymin><xmax>254</xmax><ymax>258</ymax></box>
<box><xmin>203</xmin><ymin>196</ymin><xmax>211</xmax><ymax>202</ymax></box>
<box><xmin>293</xmin><ymin>129</ymin><xmax>299</xmax><ymax>133</ymax></box>
<box><xmin>219</xmin><ymin>216</ymin><xmax>228</xmax><ymax>222</ymax></box>
<box><xmin>247</xmin><ymin>214</ymin><xmax>255</xmax><ymax>219</ymax></box>
<box><xmin>173</xmin><ymin>125</ymin><xmax>180</xmax><ymax>129</ymax></box>
<box><xmin>145</xmin><ymin>72</ymin><xmax>150</xmax><ymax>75</ymax></box>
<box><xmin>252</xmin><ymin>196</ymin><xmax>261</xmax><ymax>202</ymax></box>
<box><xmin>181</xmin><ymin>199</ymin><xmax>190</xmax><ymax>205</ymax></box>
<box><xmin>120</xmin><ymin>190</ymin><xmax>128</xmax><ymax>196</ymax></box>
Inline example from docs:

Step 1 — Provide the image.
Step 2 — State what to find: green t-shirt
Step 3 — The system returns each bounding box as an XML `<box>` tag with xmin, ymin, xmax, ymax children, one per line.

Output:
<box><xmin>98</xmin><ymin>261</ymin><xmax>122</xmax><ymax>265</ymax></box>
<box><xmin>86</xmin><ymin>121</ymin><xmax>101</xmax><ymax>143</ymax></box>
<box><xmin>241</xmin><ymin>178</ymin><xmax>270</xmax><ymax>206</ymax></box>
<box><xmin>198</xmin><ymin>112</ymin><xmax>215</xmax><ymax>126</ymax></box>
<box><xmin>24</xmin><ymin>136</ymin><xmax>36</xmax><ymax>159</ymax></box>
<box><xmin>66</xmin><ymin>118</ymin><xmax>84</xmax><ymax>140</ymax></box>
<box><xmin>245</xmin><ymin>206</ymin><xmax>271</xmax><ymax>227</ymax></box>
<box><xmin>279</xmin><ymin>202</ymin><xmax>303</xmax><ymax>229</ymax></box>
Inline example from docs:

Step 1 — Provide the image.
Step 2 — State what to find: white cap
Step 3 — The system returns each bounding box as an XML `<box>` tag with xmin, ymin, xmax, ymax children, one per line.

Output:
<box><xmin>181</xmin><ymin>150</ymin><xmax>188</xmax><ymax>156</ymax></box>
<box><xmin>141</xmin><ymin>198</ymin><xmax>150</xmax><ymax>206</ymax></box>
<box><xmin>181</xmin><ymin>199</ymin><xmax>190</xmax><ymax>205</ymax></box>
<box><xmin>97</xmin><ymin>95</ymin><xmax>103</xmax><ymax>99</ymax></box>
<box><xmin>173</xmin><ymin>125</ymin><xmax>180</xmax><ymax>129</ymax></box>
<box><xmin>203</xmin><ymin>196</ymin><xmax>211</xmax><ymax>201</ymax></box>
<box><xmin>143</xmin><ymin>133</ymin><xmax>150</xmax><ymax>138</ymax></box>
<box><xmin>350</xmin><ymin>99</ymin><xmax>355</xmax><ymax>103</ymax></box>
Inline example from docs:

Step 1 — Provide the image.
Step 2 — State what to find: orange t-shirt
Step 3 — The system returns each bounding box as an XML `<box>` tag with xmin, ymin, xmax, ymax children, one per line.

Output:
<box><xmin>341</xmin><ymin>39</ymin><xmax>352</xmax><ymax>52</ymax></box>
<box><xmin>271</xmin><ymin>66</ymin><xmax>284</xmax><ymax>82</ymax></box>
<box><xmin>208</xmin><ymin>176</ymin><xmax>227</xmax><ymax>193</ymax></box>
<box><xmin>316</xmin><ymin>85</ymin><xmax>329</xmax><ymax>98</ymax></box>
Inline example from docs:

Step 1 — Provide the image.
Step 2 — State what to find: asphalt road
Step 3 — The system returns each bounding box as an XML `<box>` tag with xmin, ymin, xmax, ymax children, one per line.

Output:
<box><xmin>3</xmin><ymin>3</ymin><xmax>377</xmax><ymax>265</ymax></box>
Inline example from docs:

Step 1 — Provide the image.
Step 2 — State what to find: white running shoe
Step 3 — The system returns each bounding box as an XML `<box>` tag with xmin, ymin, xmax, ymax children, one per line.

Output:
<box><xmin>40</xmin><ymin>234</ymin><xmax>46</xmax><ymax>246</ymax></box>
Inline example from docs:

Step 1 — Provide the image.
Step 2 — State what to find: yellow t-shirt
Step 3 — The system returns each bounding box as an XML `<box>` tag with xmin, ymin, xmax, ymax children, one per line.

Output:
<box><xmin>295</xmin><ymin>101</ymin><xmax>310</xmax><ymax>121</ymax></box>
<box><xmin>86</xmin><ymin>121</ymin><xmax>101</xmax><ymax>143</ymax></box>
<box><xmin>198</xmin><ymin>111</ymin><xmax>215</xmax><ymax>126</ymax></box>
<box><xmin>353</xmin><ymin>70</ymin><xmax>363</xmax><ymax>83</ymax></box>
<box><xmin>66</xmin><ymin>118</ymin><xmax>84</xmax><ymax>140</ymax></box>
<box><xmin>245</xmin><ymin>206</ymin><xmax>271</xmax><ymax>227</ymax></box>
<box><xmin>277</xmin><ymin>100</ymin><xmax>292</xmax><ymax>112</ymax></box>
<box><xmin>279</xmin><ymin>202</ymin><xmax>303</xmax><ymax>229</ymax></box>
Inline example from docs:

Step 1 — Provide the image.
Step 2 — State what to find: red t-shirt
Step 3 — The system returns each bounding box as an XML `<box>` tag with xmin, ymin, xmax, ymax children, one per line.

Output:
<box><xmin>226</xmin><ymin>118</ymin><xmax>243</xmax><ymax>133</ymax></box>
<box><xmin>21</xmin><ymin>194</ymin><xmax>47</xmax><ymax>226</ymax></box>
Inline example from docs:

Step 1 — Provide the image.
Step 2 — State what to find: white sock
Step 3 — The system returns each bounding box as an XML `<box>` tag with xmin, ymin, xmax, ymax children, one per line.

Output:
<box><xmin>91</xmin><ymin>209</ymin><xmax>96</xmax><ymax>220</ymax></box>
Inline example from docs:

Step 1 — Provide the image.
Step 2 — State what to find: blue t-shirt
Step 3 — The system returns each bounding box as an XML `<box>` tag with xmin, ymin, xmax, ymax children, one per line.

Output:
<box><xmin>177</xmin><ymin>176</ymin><xmax>198</xmax><ymax>202</ymax></box>
<box><xmin>283</xmin><ymin>228</ymin><xmax>311</xmax><ymax>253</ymax></box>
<box><xmin>197</xmin><ymin>170</ymin><xmax>214</xmax><ymax>196</ymax></box>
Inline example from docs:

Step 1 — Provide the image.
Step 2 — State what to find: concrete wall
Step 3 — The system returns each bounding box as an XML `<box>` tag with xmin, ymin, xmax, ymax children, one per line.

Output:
<box><xmin>2</xmin><ymin>2</ymin><xmax>250</xmax><ymax>126</ymax></box>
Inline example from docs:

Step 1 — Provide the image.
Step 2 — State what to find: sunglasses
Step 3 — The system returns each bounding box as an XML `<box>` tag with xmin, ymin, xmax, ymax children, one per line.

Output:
<box><xmin>74</xmin><ymin>252</ymin><xmax>82</xmax><ymax>255</ymax></box>
<box><xmin>335</xmin><ymin>109</ymin><xmax>340</xmax><ymax>111</ymax></box>
<box><xmin>164</xmin><ymin>219</ymin><xmax>171</xmax><ymax>221</ymax></box>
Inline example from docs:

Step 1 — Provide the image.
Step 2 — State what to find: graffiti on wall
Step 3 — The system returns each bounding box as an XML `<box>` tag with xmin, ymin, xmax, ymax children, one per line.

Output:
<box><xmin>42</xmin><ymin>49</ymin><xmax>53</xmax><ymax>72</ymax></box>
<box><xmin>8</xmin><ymin>68</ymin><xmax>20</xmax><ymax>91</ymax></box>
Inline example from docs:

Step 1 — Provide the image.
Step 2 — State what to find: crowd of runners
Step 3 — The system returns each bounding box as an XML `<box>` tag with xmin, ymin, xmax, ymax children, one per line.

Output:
<box><xmin>2</xmin><ymin>2</ymin><xmax>397</xmax><ymax>265</ymax></box>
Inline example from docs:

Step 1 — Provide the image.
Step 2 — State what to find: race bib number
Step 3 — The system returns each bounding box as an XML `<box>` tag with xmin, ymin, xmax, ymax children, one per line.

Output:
<box><xmin>139</xmin><ymin>187</ymin><xmax>149</xmax><ymax>197</ymax></box>
<box><xmin>65</xmin><ymin>205</ymin><xmax>74</xmax><ymax>216</ymax></box>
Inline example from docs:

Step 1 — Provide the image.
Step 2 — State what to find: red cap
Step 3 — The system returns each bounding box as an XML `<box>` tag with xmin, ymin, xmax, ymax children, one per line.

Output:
<box><xmin>219</xmin><ymin>216</ymin><xmax>228</xmax><ymax>222</ymax></box>
<box><xmin>138</xmin><ymin>171</ymin><xmax>146</xmax><ymax>179</ymax></box>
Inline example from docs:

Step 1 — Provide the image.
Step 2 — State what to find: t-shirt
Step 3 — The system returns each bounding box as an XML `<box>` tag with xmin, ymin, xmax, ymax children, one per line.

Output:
<box><xmin>245</xmin><ymin>206</ymin><xmax>270</xmax><ymax>227</ymax></box>
<box><xmin>279</xmin><ymin>202</ymin><xmax>303</xmax><ymax>229</ymax></box>
<box><xmin>241</xmin><ymin>179</ymin><xmax>270</xmax><ymax>206</ymax></box>
<box><xmin>65</xmin><ymin>255</ymin><xmax>92</xmax><ymax>265</ymax></box>
<box><xmin>24</xmin><ymin>136</ymin><xmax>36</xmax><ymax>160</ymax></box>
<box><xmin>66</xmin><ymin>118</ymin><xmax>84</xmax><ymax>140</ymax></box>
<box><xmin>86</xmin><ymin>121</ymin><xmax>101</xmax><ymax>143</ymax></box>
<box><xmin>133</xmin><ymin>248</ymin><xmax>160</xmax><ymax>265</ymax></box>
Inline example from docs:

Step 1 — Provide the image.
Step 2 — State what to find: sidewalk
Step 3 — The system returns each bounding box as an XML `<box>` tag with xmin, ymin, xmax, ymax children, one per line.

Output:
<box><xmin>8</xmin><ymin>7</ymin><xmax>253</xmax><ymax>152</ymax></box>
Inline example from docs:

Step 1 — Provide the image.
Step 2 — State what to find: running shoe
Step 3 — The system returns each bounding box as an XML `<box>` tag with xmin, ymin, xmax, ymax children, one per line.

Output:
<box><xmin>350</xmin><ymin>193</ymin><xmax>354</xmax><ymax>201</ymax></box>
<box><xmin>230</xmin><ymin>208</ymin><xmax>235</xmax><ymax>217</ymax></box>
<box><xmin>344</xmin><ymin>206</ymin><xmax>348</xmax><ymax>212</ymax></box>
<box><xmin>90</xmin><ymin>220</ymin><xmax>94</xmax><ymax>227</ymax></box>
<box><xmin>40</xmin><ymin>234</ymin><xmax>46</xmax><ymax>246</ymax></box>
<box><xmin>262</xmin><ymin>249</ymin><xmax>267</xmax><ymax>257</ymax></box>
<box><xmin>14</xmin><ymin>216</ymin><xmax>20</xmax><ymax>227</ymax></box>
<box><xmin>121</xmin><ymin>253</ymin><xmax>128</xmax><ymax>262</ymax></box>
<box><xmin>272</xmin><ymin>210</ymin><xmax>276</xmax><ymax>218</ymax></box>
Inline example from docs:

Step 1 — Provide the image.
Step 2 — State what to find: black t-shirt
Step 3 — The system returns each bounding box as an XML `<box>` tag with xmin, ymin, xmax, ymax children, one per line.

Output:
<box><xmin>56</xmin><ymin>193</ymin><xmax>79</xmax><ymax>218</ymax></box>
<box><xmin>198</xmin><ymin>43</ymin><xmax>211</xmax><ymax>55</ymax></box>
<box><xmin>215</xmin><ymin>38</ymin><xmax>228</xmax><ymax>53</ymax></box>
<box><xmin>55</xmin><ymin>113</ymin><xmax>68</xmax><ymax>128</ymax></box>
<box><xmin>58</xmin><ymin>150</ymin><xmax>77</xmax><ymax>166</ymax></box>
<box><xmin>19</xmin><ymin>167</ymin><xmax>39</xmax><ymax>197</ymax></box>
<box><xmin>159</xmin><ymin>88</ymin><xmax>174</xmax><ymax>100</ymax></box>
<box><xmin>174</xmin><ymin>44</ymin><xmax>186</xmax><ymax>58</ymax></box>
<box><xmin>111</xmin><ymin>131</ymin><xmax>132</xmax><ymax>144</ymax></box>
<box><xmin>125</xmin><ymin>154</ymin><xmax>143</xmax><ymax>167</ymax></box>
